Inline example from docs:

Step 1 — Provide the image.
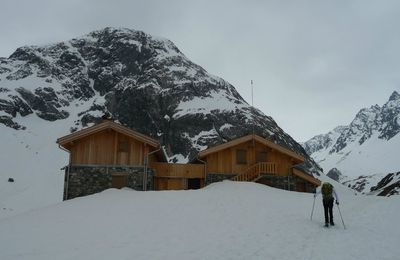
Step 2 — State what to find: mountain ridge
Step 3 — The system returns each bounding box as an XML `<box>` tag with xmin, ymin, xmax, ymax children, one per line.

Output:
<box><xmin>303</xmin><ymin>91</ymin><xmax>400</xmax><ymax>195</ymax></box>
<box><xmin>1</xmin><ymin>27</ymin><xmax>318</xmax><ymax>167</ymax></box>
<box><xmin>0</xmin><ymin>27</ymin><xmax>323</xmax><ymax>216</ymax></box>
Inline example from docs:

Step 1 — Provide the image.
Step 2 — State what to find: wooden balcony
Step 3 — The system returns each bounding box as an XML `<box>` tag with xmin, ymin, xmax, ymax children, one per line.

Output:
<box><xmin>231</xmin><ymin>162</ymin><xmax>278</xmax><ymax>182</ymax></box>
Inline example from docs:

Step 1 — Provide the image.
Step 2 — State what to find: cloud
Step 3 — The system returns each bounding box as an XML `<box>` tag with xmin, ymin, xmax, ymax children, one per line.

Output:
<box><xmin>1</xmin><ymin>0</ymin><xmax>400</xmax><ymax>141</ymax></box>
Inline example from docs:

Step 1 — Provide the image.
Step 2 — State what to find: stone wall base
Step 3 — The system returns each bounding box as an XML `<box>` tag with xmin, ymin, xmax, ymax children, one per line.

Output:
<box><xmin>64</xmin><ymin>165</ymin><xmax>154</xmax><ymax>200</ymax></box>
<box><xmin>205</xmin><ymin>173</ymin><xmax>236</xmax><ymax>185</ymax></box>
<box><xmin>256</xmin><ymin>175</ymin><xmax>316</xmax><ymax>193</ymax></box>
<box><xmin>206</xmin><ymin>173</ymin><xmax>316</xmax><ymax>193</ymax></box>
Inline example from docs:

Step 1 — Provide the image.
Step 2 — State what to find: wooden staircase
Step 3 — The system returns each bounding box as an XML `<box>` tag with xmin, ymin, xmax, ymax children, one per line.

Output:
<box><xmin>231</xmin><ymin>162</ymin><xmax>277</xmax><ymax>182</ymax></box>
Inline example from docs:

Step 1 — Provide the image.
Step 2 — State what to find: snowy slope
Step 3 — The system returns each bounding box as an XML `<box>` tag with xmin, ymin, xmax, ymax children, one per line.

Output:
<box><xmin>303</xmin><ymin>91</ymin><xmax>400</xmax><ymax>194</ymax></box>
<box><xmin>0</xmin><ymin>181</ymin><xmax>399</xmax><ymax>260</ymax></box>
<box><xmin>0</xmin><ymin>95</ymin><xmax>105</xmax><ymax>219</ymax></box>
<box><xmin>311</xmin><ymin>132</ymin><xmax>400</xmax><ymax>179</ymax></box>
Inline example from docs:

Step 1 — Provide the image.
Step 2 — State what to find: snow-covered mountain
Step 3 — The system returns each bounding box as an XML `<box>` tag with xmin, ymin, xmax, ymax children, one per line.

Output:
<box><xmin>303</xmin><ymin>91</ymin><xmax>400</xmax><ymax>195</ymax></box>
<box><xmin>342</xmin><ymin>171</ymin><xmax>400</xmax><ymax>196</ymax></box>
<box><xmin>0</xmin><ymin>27</ymin><xmax>321</xmax><ymax>217</ymax></box>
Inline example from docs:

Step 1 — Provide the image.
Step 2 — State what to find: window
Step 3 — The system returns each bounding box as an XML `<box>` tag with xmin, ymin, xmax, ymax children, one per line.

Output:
<box><xmin>256</xmin><ymin>151</ymin><xmax>268</xmax><ymax>162</ymax></box>
<box><xmin>236</xmin><ymin>149</ymin><xmax>247</xmax><ymax>164</ymax></box>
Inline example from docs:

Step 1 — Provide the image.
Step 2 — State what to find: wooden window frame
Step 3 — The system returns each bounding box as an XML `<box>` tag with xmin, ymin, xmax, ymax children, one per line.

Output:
<box><xmin>256</xmin><ymin>151</ymin><xmax>268</xmax><ymax>163</ymax></box>
<box><xmin>236</xmin><ymin>149</ymin><xmax>247</xmax><ymax>165</ymax></box>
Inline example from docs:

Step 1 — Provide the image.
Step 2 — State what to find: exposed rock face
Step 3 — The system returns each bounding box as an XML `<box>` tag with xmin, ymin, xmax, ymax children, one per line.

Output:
<box><xmin>343</xmin><ymin>172</ymin><xmax>400</xmax><ymax>197</ymax></box>
<box><xmin>370</xmin><ymin>172</ymin><xmax>400</xmax><ymax>196</ymax></box>
<box><xmin>0</xmin><ymin>27</ymin><xmax>321</xmax><ymax>176</ymax></box>
<box><xmin>302</xmin><ymin>126</ymin><xmax>347</xmax><ymax>156</ymax></box>
<box><xmin>326</xmin><ymin>168</ymin><xmax>342</xmax><ymax>182</ymax></box>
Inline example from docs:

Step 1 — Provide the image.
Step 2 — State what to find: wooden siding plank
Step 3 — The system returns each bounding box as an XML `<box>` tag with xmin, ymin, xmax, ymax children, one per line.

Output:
<box><xmin>68</xmin><ymin>128</ymin><xmax>152</xmax><ymax>166</ymax></box>
<box><xmin>151</xmin><ymin>162</ymin><xmax>205</xmax><ymax>178</ymax></box>
<box><xmin>113</xmin><ymin>131</ymin><xmax>118</xmax><ymax>165</ymax></box>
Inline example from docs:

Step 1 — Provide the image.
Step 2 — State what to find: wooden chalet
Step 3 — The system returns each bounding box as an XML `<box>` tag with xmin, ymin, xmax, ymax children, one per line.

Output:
<box><xmin>57</xmin><ymin>121</ymin><xmax>320</xmax><ymax>199</ymax></box>
<box><xmin>198</xmin><ymin>134</ymin><xmax>321</xmax><ymax>192</ymax></box>
<box><xmin>57</xmin><ymin>119</ymin><xmax>163</xmax><ymax>199</ymax></box>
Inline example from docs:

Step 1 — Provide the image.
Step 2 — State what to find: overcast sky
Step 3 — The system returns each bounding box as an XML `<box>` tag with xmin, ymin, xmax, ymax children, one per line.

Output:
<box><xmin>2</xmin><ymin>0</ymin><xmax>400</xmax><ymax>141</ymax></box>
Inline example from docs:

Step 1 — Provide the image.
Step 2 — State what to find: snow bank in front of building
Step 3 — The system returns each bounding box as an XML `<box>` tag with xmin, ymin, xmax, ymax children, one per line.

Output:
<box><xmin>0</xmin><ymin>181</ymin><xmax>399</xmax><ymax>260</ymax></box>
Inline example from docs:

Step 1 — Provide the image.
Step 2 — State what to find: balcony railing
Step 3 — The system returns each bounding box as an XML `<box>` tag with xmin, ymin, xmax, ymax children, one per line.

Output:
<box><xmin>231</xmin><ymin>162</ymin><xmax>277</xmax><ymax>182</ymax></box>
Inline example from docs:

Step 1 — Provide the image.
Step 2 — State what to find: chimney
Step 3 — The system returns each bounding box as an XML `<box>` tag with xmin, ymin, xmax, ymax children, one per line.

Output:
<box><xmin>101</xmin><ymin>112</ymin><xmax>113</xmax><ymax>122</ymax></box>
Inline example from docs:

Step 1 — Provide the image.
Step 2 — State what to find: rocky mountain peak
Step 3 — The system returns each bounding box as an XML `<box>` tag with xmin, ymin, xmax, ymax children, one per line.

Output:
<box><xmin>326</xmin><ymin>168</ymin><xmax>342</xmax><ymax>182</ymax></box>
<box><xmin>0</xmin><ymin>27</ymin><xmax>321</xmax><ymax>176</ymax></box>
<box><xmin>388</xmin><ymin>91</ymin><xmax>400</xmax><ymax>102</ymax></box>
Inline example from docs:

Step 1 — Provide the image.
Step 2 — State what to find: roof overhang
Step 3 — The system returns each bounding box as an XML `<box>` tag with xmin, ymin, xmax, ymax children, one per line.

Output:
<box><xmin>198</xmin><ymin>134</ymin><xmax>305</xmax><ymax>163</ymax></box>
<box><xmin>292</xmin><ymin>168</ymin><xmax>321</xmax><ymax>186</ymax></box>
<box><xmin>57</xmin><ymin>120</ymin><xmax>159</xmax><ymax>150</ymax></box>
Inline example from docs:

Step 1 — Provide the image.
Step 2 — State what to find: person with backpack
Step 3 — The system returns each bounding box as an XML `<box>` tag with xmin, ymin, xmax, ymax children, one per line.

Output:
<box><xmin>314</xmin><ymin>182</ymin><xmax>339</xmax><ymax>227</ymax></box>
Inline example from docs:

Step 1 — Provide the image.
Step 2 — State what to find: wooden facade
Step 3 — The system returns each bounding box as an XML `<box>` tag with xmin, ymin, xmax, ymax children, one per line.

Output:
<box><xmin>198</xmin><ymin>135</ymin><xmax>304</xmax><ymax>175</ymax></box>
<box><xmin>151</xmin><ymin>162</ymin><xmax>205</xmax><ymax>190</ymax></box>
<box><xmin>198</xmin><ymin>134</ymin><xmax>320</xmax><ymax>191</ymax></box>
<box><xmin>66</xmin><ymin>130</ymin><xmax>157</xmax><ymax>165</ymax></box>
<box><xmin>58</xmin><ymin>119</ymin><xmax>161</xmax><ymax>166</ymax></box>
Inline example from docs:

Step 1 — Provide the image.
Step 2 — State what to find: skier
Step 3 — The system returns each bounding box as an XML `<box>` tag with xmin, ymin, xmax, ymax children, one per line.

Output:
<box><xmin>314</xmin><ymin>182</ymin><xmax>339</xmax><ymax>227</ymax></box>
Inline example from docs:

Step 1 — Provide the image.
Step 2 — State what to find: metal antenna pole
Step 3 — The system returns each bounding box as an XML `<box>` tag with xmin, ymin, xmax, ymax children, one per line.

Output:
<box><xmin>251</xmin><ymin>80</ymin><xmax>255</xmax><ymax>146</ymax></box>
<box><xmin>251</xmin><ymin>80</ymin><xmax>254</xmax><ymax>109</ymax></box>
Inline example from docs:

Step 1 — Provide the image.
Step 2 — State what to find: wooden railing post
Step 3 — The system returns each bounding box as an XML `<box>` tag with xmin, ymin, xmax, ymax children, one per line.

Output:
<box><xmin>231</xmin><ymin>162</ymin><xmax>278</xmax><ymax>182</ymax></box>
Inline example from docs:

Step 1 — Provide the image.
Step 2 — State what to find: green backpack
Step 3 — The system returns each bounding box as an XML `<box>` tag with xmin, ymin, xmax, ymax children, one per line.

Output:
<box><xmin>321</xmin><ymin>182</ymin><xmax>333</xmax><ymax>199</ymax></box>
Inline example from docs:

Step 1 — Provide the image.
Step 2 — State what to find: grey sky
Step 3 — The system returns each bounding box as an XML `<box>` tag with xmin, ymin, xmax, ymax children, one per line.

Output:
<box><xmin>2</xmin><ymin>0</ymin><xmax>400</xmax><ymax>141</ymax></box>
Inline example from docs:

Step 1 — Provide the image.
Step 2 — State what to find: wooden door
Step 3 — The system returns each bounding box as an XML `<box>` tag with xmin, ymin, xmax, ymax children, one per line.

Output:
<box><xmin>112</xmin><ymin>173</ymin><xmax>128</xmax><ymax>189</ymax></box>
<box><xmin>156</xmin><ymin>178</ymin><xmax>168</xmax><ymax>190</ymax></box>
<box><xmin>167</xmin><ymin>179</ymin><xmax>184</xmax><ymax>190</ymax></box>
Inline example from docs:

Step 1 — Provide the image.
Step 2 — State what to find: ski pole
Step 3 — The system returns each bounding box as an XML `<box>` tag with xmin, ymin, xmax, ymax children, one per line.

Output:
<box><xmin>337</xmin><ymin>204</ymin><xmax>346</xmax><ymax>229</ymax></box>
<box><xmin>310</xmin><ymin>195</ymin><xmax>316</xmax><ymax>221</ymax></box>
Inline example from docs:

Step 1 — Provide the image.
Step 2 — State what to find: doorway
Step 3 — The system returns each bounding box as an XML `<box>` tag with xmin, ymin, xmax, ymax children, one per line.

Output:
<box><xmin>187</xmin><ymin>178</ymin><xmax>201</xmax><ymax>189</ymax></box>
<box><xmin>112</xmin><ymin>173</ymin><xmax>128</xmax><ymax>189</ymax></box>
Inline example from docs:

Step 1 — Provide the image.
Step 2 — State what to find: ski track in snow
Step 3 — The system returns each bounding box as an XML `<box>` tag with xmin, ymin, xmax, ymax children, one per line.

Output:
<box><xmin>0</xmin><ymin>178</ymin><xmax>399</xmax><ymax>260</ymax></box>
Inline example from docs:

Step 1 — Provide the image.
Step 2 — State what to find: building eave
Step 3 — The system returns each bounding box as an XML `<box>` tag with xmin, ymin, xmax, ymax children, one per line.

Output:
<box><xmin>198</xmin><ymin>134</ymin><xmax>304</xmax><ymax>163</ymax></box>
<box><xmin>57</xmin><ymin>120</ymin><xmax>159</xmax><ymax>150</ymax></box>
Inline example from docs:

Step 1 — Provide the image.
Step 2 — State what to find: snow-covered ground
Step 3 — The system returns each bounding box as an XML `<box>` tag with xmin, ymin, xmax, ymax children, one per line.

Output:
<box><xmin>0</xmin><ymin>180</ymin><xmax>399</xmax><ymax>260</ymax></box>
<box><xmin>0</xmin><ymin>92</ymin><xmax>106</xmax><ymax>219</ymax></box>
<box><xmin>309</xmin><ymin>132</ymin><xmax>400</xmax><ymax>180</ymax></box>
<box><xmin>0</xmin><ymin>121</ymin><xmax>66</xmax><ymax>220</ymax></box>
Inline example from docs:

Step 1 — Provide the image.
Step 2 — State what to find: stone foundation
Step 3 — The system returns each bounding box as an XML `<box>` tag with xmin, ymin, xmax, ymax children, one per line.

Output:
<box><xmin>64</xmin><ymin>165</ymin><xmax>154</xmax><ymax>200</ymax></box>
<box><xmin>257</xmin><ymin>175</ymin><xmax>316</xmax><ymax>193</ymax></box>
<box><xmin>206</xmin><ymin>173</ymin><xmax>316</xmax><ymax>193</ymax></box>
<box><xmin>205</xmin><ymin>173</ymin><xmax>237</xmax><ymax>185</ymax></box>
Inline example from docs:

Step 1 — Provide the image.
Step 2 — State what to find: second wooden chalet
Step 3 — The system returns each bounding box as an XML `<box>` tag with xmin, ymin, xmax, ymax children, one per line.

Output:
<box><xmin>197</xmin><ymin>134</ymin><xmax>320</xmax><ymax>192</ymax></box>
